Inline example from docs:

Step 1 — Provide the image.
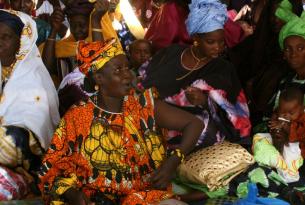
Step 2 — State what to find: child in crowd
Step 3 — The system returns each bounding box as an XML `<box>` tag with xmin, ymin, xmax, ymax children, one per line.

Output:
<box><xmin>128</xmin><ymin>39</ymin><xmax>153</xmax><ymax>89</ymax></box>
<box><xmin>253</xmin><ymin>86</ymin><xmax>304</xmax><ymax>183</ymax></box>
<box><xmin>129</xmin><ymin>39</ymin><xmax>153</xmax><ymax>70</ymax></box>
<box><xmin>270</xmin><ymin>86</ymin><xmax>305</xmax><ymax>155</ymax></box>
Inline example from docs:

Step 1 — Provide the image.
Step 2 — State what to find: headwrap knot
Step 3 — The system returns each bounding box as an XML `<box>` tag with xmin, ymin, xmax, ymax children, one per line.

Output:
<box><xmin>276</xmin><ymin>0</ymin><xmax>305</xmax><ymax>49</ymax></box>
<box><xmin>186</xmin><ymin>0</ymin><xmax>227</xmax><ymax>36</ymax></box>
<box><xmin>77</xmin><ymin>38</ymin><xmax>124</xmax><ymax>76</ymax></box>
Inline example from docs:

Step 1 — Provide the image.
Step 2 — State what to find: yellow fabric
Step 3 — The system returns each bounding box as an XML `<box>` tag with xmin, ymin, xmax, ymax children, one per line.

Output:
<box><xmin>94</xmin><ymin>41</ymin><xmax>124</xmax><ymax>70</ymax></box>
<box><xmin>77</xmin><ymin>39</ymin><xmax>124</xmax><ymax>75</ymax></box>
<box><xmin>50</xmin><ymin>201</ymin><xmax>65</xmax><ymax>205</ymax></box>
<box><xmin>55</xmin><ymin>173</ymin><xmax>78</xmax><ymax>195</ymax></box>
<box><xmin>39</xmin><ymin>12</ymin><xmax>121</xmax><ymax>58</ymax></box>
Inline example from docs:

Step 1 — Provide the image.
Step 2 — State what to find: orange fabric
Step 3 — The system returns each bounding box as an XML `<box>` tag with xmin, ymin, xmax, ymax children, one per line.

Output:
<box><xmin>77</xmin><ymin>39</ymin><xmax>124</xmax><ymax>75</ymax></box>
<box><xmin>289</xmin><ymin>113</ymin><xmax>305</xmax><ymax>158</ymax></box>
<box><xmin>39</xmin><ymin>89</ymin><xmax>172</xmax><ymax>204</ymax></box>
<box><xmin>122</xmin><ymin>189</ymin><xmax>172</xmax><ymax>205</ymax></box>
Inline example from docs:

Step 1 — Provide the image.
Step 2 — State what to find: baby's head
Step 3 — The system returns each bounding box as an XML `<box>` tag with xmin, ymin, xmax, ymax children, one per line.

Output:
<box><xmin>129</xmin><ymin>39</ymin><xmax>152</xmax><ymax>69</ymax></box>
<box><xmin>278</xmin><ymin>86</ymin><xmax>304</xmax><ymax>121</ymax></box>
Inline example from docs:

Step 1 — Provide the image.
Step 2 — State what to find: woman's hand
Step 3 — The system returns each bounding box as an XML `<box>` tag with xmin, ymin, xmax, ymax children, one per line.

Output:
<box><xmin>150</xmin><ymin>155</ymin><xmax>180</xmax><ymax>190</ymax></box>
<box><xmin>92</xmin><ymin>0</ymin><xmax>109</xmax><ymax>22</ymax></box>
<box><xmin>185</xmin><ymin>87</ymin><xmax>208</xmax><ymax>107</ymax></box>
<box><xmin>233</xmin><ymin>5</ymin><xmax>251</xmax><ymax>21</ymax></box>
<box><xmin>64</xmin><ymin>188</ymin><xmax>94</xmax><ymax>205</ymax></box>
<box><xmin>50</xmin><ymin>7</ymin><xmax>65</xmax><ymax>33</ymax></box>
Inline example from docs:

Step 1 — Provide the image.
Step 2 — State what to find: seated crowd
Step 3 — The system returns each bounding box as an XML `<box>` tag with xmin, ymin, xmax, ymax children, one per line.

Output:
<box><xmin>0</xmin><ymin>0</ymin><xmax>305</xmax><ymax>204</ymax></box>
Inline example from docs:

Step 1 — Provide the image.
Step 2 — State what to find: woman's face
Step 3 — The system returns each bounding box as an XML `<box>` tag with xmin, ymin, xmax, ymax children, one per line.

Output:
<box><xmin>284</xmin><ymin>35</ymin><xmax>305</xmax><ymax>72</ymax></box>
<box><xmin>195</xmin><ymin>29</ymin><xmax>225</xmax><ymax>59</ymax></box>
<box><xmin>10</xmin><ymin>0</ymin><xmax>34</xmax><ymax>15</ymax></box>
<box><xmin>69</xmin><ymin>15</ymin><xmax>89</xmax><ymax>41</ymax></box>
<box><xmin>94</xmin><ymin>55</ymin><xmax>134</xmax><ymax>98</ymax></box>
<box><xmin>0</xmin><ymin>23</ymin><xmax>20</xmax><ymax>64</ymax></box>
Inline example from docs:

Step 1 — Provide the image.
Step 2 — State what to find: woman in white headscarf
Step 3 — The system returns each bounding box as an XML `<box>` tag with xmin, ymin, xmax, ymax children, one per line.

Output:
<box><xmin>0</xmin><ymin>9</ymin><xmax>59</xmax><ymax>200</ymax></box>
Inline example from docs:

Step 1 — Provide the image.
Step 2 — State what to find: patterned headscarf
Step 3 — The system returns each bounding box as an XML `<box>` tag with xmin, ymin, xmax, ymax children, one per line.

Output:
<box><xmin>77</xmin><ymin>38</ymin><xmax>125</xmax><ymax>76</ymax></box>
<box><xmin>276</xmin><ymin>0</ymin><xmax>305</xmax><ymax>49</ymax></box>
<box><xmin>186</xmin><ymin>0</ymin><xmax>227</xmax><ymax>36</ymax></box>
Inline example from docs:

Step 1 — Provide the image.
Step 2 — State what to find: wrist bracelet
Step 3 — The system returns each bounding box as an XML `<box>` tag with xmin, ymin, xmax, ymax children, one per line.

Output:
<box><xmin>170</xmin><ymin>148</ymin><xmax>185</xmax><ymax>163</ymax></box>
<box><xmin>92</xmin><ymin>28</ymin><xmax>102</xmax><ymax>32</ymax></box>
<box><xmin>47</xmin><ymin>38</ymin><xmax>56</xmax><ymax>41</ymax></box>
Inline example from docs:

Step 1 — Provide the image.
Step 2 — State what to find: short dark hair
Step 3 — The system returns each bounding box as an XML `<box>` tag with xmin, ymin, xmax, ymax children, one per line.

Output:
<box><xmin>279</xmin><ymin>86</ymin><xmax>304</xmax><ymax>105</ymax></box>
<box><xmin>128</xmin><ymin>39</ymin><xmax>153</xmax><ymax>54</ymax></box>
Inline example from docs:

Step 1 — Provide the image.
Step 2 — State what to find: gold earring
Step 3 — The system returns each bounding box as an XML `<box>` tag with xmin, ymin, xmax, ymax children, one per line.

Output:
<box><xmin>94</xmin><ymin>85</ymin><xmax>99</xmax><ymax>91</ymax></box>
<box><xmin>193</xmin><ymin>41</ymin><xmax>199</xmax><ymax>47</ymax></box>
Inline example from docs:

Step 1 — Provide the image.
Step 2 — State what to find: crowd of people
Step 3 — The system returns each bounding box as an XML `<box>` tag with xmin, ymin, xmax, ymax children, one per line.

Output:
<box><xmin>0</xmin><ymin>0</ymin><xmax>305</xmax><ymax>204</ymax></box>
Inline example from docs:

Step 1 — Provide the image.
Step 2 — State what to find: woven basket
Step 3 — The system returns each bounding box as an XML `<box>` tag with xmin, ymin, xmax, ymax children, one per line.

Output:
<box><xmin>178</xmin><ymin>142</ymin><xmax>255</xmax><ymax>191</ymax></box>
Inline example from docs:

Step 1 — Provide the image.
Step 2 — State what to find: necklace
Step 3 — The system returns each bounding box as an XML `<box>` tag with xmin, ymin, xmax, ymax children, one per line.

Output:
<box><xmin>91</xmin><ymin>94</ymin><xmax>123</xmax><ymax>115</ymax></box>
<box><xmin>176</xmin><ymin>47</ymin><xmax>207</xmax><ymax>81</ymax></box>
<box><xmin>1</xmin><ymin>60</ymin><xmax>16</xmax><ymax>83</ymax></box>
<box><xmin>190</xmin><ymin>46</ymin><xmax>206</xmax><ymax>62</ymax></box>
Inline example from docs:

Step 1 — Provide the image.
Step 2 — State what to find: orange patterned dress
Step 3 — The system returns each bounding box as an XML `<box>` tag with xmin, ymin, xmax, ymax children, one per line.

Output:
<box><xmin>39</xmin><ymin>89</ymin><xmax>172</xmax><ymax>205</ymax></box>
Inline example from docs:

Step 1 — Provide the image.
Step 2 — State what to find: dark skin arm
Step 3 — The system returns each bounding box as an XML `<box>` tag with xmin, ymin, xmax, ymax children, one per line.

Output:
<box><xmin>91</xmin><ymin>0</ymin><xmax>109</xmax><ymax>41</ymax></box>
<box><xmin>63</xmin><ymin>188</ymin><xmax>94</xmax><ymax>205</ymax></box>
<box><xmin>41</xmin><ymin>7</ymin><xmax>64</xmax><ymax>74</ymax></box>
<box><xmin>185</xmin><ymin>87</ymin><xmax>208</xmax><ymax>108</ymax></box>
<box><xmin>151</xmin><ymin>99</ymin><xmax>204</xmax><ymax>190</ymax></box>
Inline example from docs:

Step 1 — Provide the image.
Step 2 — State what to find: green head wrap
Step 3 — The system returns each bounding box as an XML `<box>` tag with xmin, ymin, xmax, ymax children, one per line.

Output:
<box><xmin>275</xmin><ymin>0</ymin><xmax>305</xmax><ymax>50</ymax></box>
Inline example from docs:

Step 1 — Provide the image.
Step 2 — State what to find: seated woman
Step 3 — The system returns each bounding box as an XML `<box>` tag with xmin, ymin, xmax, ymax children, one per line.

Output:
<box><xmin>253</xmin><ymin>0</ymin><xmax>305</xmax><ymax>133</ymax></box>
<box><xmin>142</xmin><ymin>0</ymin><xmax>251</xmax><ymax>149</ymax></box>
<box><xmin>39</xmin><ymin>39</ymin><xmax>204</xmax><ymax>205</ymax></box>
<box><xmin>0</xmin><ymin>10</ymin><xmax>59</xmax><ymax>200</ymax></box>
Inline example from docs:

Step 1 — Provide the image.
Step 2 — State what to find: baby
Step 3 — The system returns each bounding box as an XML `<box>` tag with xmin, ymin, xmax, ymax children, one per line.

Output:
<box><xmin>253</xmin><ymin>86</ymin><xmax>304</xmax><ymax>183</ymax></box>
<box><xmin>269</xmin><ymin>86</ymin><xmax>305</xmax><ymax>155</ymax></box>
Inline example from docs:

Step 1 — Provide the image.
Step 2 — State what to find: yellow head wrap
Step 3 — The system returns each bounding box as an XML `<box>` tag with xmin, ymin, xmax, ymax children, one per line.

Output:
<box><xmin>77</xmin><ymin>38</ymin><xmax>124</xmax><ymax>76</ymax></box>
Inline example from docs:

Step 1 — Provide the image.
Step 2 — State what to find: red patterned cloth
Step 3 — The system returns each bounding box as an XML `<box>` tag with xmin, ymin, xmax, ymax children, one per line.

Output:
<box><xmin>0</xmin><ymin>166</ymin><xmax>28</xmax><ymax>201</ymax></box>
<box><xmin>289</xmin><ymin>113</ymin><xmax>305</xmax><ymax>158</ymax></box>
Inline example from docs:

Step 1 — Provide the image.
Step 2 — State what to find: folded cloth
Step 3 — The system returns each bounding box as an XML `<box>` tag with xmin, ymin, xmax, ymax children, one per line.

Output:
<box><xmin>0</xmin><ymin>166</ymin><xmax>28</xmax><ymax>201</ymax></box>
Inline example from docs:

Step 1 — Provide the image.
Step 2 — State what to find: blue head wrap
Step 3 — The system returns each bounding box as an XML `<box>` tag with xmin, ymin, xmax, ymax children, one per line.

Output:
<box><xmin>0</xmin><ymin>10</ymin><xmax>24</xmax><ymax>37</ymax></box>
<box><xmin>186</xmin><ymin>0</ymin><xmax>228</xmax><ymax>36</ymax></box>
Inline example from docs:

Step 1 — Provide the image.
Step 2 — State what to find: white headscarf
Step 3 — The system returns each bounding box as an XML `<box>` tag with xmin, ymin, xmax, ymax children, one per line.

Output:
<box><xmin>0</xmin><ymin>10</ymin><xmax>60</xmax><ymax>149</ymax></box>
